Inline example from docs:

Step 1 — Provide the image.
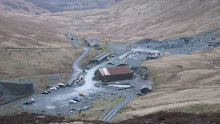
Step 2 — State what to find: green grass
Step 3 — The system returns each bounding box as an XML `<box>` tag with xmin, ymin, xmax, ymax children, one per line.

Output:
<box><xmin>99</xmin><ymin>41</ymin><xmax>111</xmax><ymax>53</ymax></box>
<box><xmin>80</xmin><ymin>48</ymin><xmax>100</xmax><ymax>66</ymax></box>
<box><xmin>112</xmin><ymin>102</ymin><xmax>134</xmax><ymax>122</ymax></box>
<box><xmin>68</xmin><ymin>97</ymin><xmax>124</xmax><ymax>120</ymax></box>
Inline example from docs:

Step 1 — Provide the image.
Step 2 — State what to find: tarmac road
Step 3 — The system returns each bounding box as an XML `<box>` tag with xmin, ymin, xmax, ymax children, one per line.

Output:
<box><xmin>102</xmin><ymin>95</ymin><xmax>135</xmax><ymax>122</ymax></box>
<box><xmin>66</xmin><ymin>32</ymin><xmax>90</xmax><ymax>84</ymax></box>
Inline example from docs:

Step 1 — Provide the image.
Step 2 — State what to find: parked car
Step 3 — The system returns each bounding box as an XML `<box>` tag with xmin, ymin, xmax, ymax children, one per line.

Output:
<box><xmin>79</xmin><ymin>93</ymin><xmax>87</xmax><ymax>96</ymax></box>
<box><xmin>66</xmin><ymin>83</ymin><xmax>71</xmax><ymax>87</ymax></box>
<box><xmin>137</xmin><ymin>92</ymin><xmax>143</xmax><ymax>96</ymax></box>
<box><xmin>50</xmin><ymin>87</ymin><xmax>57</xmax><ymax>90</ymax></box>
<box><xmin>23</xmin><ymin>98</ymin><xmax>35</xmax><ymax>105</ymax></box>
<box><xmin>41</xmin><ymin>91</ymin><xmax>49</xmax><ymax>94</ymax></box>
<box><xmin>58</xmin><ymin>83</ymin><xmax>66</xmax><ymax>88</ymax></box>
<box><xmin>82</xmin><ymin>106</ymin><xmax>90</xmax><ymax>110</ymax></box>
<box><xmin>68</xmin><ymin>100</ymin><xmax>77</xmax><ymax>104</ymax></box>
<box><xmin>47</xmin><ymin>90</ymin><xmax>51</xmax><ymax>93</ymax></box>
<box><xmin>72</xmin><ymin>96</ymin><xmax>81</xmax><ymax>102</ymax></box>
<box><xmin>71</xmin><ymin>108</ymin><xmax>80</xmax><ymax>111</ymax></box>
<box><xmin>55</xmin><ymin>85</ymin><xmax>60</xmax><ymax>89</ymax></box>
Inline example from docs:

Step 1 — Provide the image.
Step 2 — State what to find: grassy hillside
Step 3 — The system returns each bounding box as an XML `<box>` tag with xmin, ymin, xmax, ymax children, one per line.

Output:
<box><xmin>0</xmin><ymin>14</ymin><xmax>82</xmax><ymax>82</ymax></box>
<box><xmin>0</xmin><ymin>0</ymin><xmax>48</xmax><ymax>15</ymax></box>
<box><xmin>54</xmin><ymin>0</ymin><xmax>220</xmax><ymax>42</ymax></box>
<box><xmin>114</xmin><ymin>47</ymin><xmax>220</xmax><ymax>122</ymax></box>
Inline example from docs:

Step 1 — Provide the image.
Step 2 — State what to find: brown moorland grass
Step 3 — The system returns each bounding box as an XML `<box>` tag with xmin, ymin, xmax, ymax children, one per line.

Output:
<box><xmin>40</xmin><ymin>0</ymin><xmax>220</xmax><ymax>42</ymax></box>
<box><xmin>114</xmin><ymin>46</ymin><xmax>220</xmax><ymax>122</ymax></box>
<box><xmin>0</xmin><ymin>14</ymin><xmax>83</xmax><ymax>84</ymax></box>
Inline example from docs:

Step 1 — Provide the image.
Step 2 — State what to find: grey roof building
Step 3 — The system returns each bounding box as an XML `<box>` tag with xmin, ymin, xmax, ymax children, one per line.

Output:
<box><xmin>85</xmin><ymin>38</ymin><xmax>99</xmax><ymax>47</ymax></box>
<box><xmin>119</xmin><ymin>58</ymin><xmax>142</xmax><ymax>67</ymax></box>
<box><xmin>90</xmin><ymin>53</ymin><xmax>110</xmax><ymax>64</ymax></box>
<box><xmin>141</xmin><ymin>84</ymin><xmax>153</xmax><ymax>94</ymax></box>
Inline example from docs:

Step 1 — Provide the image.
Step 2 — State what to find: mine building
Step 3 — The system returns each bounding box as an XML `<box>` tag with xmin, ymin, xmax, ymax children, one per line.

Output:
<box><xmin>85</xmin><ymin>38</ymin><xmax>98</xmax><ymax>47</ymax></box>
<box><xmin>94</xmin><ymin>66</ymin><xmax>133</xmax><ymax>82</ymax></box>
<box><xmin>89</xmin><ymin>53</ymin><xmax>110</xmax><ymax>64</ymax></box>
<box><xmin>141</xmin><ymin>84</ymin><xmax>153</xmax><ymax>94</ymax></box>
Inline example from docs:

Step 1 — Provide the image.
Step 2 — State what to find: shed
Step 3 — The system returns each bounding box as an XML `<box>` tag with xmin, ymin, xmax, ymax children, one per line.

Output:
<box><xmin>90</xmin><ymin>53</ymin><xmax>110</xmax><ymax>64</ymax></box>
<box><xmin>141</xmin><ymin>84</ymin><xmax>153</xmax><ymax>94</ymax></box>
<box><xmin>85</xmin><ymin>38</ymin><xmax>98</xmax><ymax>47</ymax></box>
<box><xmin>94</xmin><ymin>66</ymin><xmax>133</xmax><ymax>82</ymax></box>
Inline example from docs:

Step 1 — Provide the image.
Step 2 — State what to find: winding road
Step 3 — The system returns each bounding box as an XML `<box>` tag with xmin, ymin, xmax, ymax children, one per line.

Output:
<box><xmin>66</xmin><ymin>32</ymin><xmax>90</xmax><ymax>84</ymax></box>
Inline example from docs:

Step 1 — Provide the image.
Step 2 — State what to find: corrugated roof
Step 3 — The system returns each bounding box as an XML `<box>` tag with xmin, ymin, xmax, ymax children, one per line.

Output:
<box><xmin>99</xmin><ymin>66</ymin><xmax>132</xmax><ymax>76</ymax></box>
<box><xmin>91</xmin><ymin>53</ymin><xmax>110</xmax><ymax>61</ymax></box>
<box><xmin>141</xmin><ymin>84</ymin><xmax>153</xmax><ymax>91</ymax></box>
<box><xmin>120</xmin><ymin>58</ymin><xmax>142</xmax><ymax>67</ymax></box>
<box><xmin>100</xmin><ymin>57</ymin><xmax>122</xmax><ymax>68</ymax></box>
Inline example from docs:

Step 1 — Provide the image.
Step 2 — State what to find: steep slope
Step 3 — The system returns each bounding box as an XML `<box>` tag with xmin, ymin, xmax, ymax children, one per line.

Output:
<box><xmin>0</xmin><ymin>14</ymin><xmax>82</xmax><ymax>81</ymax></box>
<box><xmin>25</xmin><ymin>0</ymin><xmax>115</xmax><ymax>12</ymax></box>
<box><xmin>59</xmin><ymin>0</ymin><xmax>220</xmax><ymax>42</ymax></box>
<box><xmin>114</xmin><ymin>47</ymin><xmax>220</xmax><ymax>122</ymax></box>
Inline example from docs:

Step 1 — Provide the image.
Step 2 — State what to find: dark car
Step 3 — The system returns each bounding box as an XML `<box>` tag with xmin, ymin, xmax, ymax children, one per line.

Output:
<box><xmin>72</xmin><ymin>96</ymin><xmax>81</xmax><ymax>102</ymax></box>
<box><xmin>137</xmin><ymin>92</ymin><xmax>143</xmax><ymax>96</ymax></box>
<box><xmin>41</xmin><ymin>91</ymin><xmax>49</xmax><ymax>94</ymax></box>
<box><xmin>66</xmin><ymin>83</ymin><xmax>71</xmax><ymax>87</ymax></box>
<box><xmin>58</xmin><ymin>83</ymin><xmax>66</xmax><ymax>88</ymax></box>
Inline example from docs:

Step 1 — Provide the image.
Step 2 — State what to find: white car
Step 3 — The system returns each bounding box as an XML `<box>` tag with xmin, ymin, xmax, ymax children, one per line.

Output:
<box><xmin>50</xmin><ymin>87</ymin><xmax>57</xmax><ymax>90</ymax></box>
<box><xmin>69</xmin><ymin>100</ymin><xmax>77</xmax><ymax>104</ymax></box>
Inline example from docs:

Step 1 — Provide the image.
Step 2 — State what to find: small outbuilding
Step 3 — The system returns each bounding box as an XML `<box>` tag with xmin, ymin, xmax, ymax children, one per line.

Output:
<box><xmin>141</xmin><ymin>84</ymin><xmax>153</xmax><ymax>94</ymax></box>
<box><xmin>94</xmin><ymin>66</ymin><xmax>133</xmax><ymax>83</ymax></box>
<box><xmin>85</xmin><ymin>38</ymin><xmax>98</xmax><ymax>47</ymax></box>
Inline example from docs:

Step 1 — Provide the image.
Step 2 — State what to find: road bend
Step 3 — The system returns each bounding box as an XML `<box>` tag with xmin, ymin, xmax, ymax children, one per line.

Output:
<box><xmin>66</xmin><ymin>32</ymin><xmax>90</xmax><ymax>84</ymax></box>
<box><xmin>102</xmin><ymin>95</ymin><xmax>135</xmax><ymax>122</ymax></box>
